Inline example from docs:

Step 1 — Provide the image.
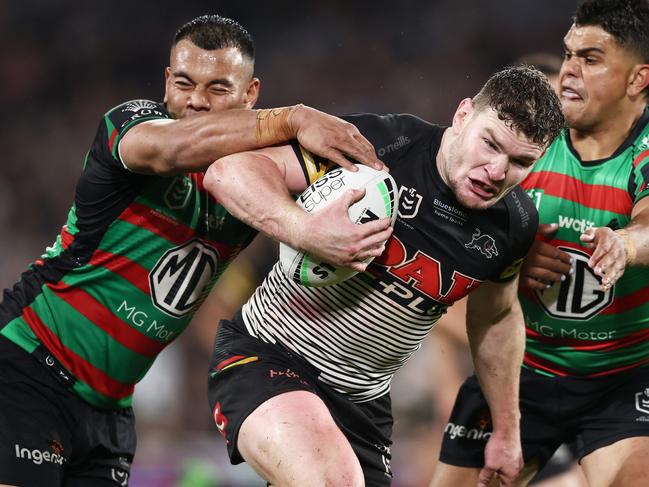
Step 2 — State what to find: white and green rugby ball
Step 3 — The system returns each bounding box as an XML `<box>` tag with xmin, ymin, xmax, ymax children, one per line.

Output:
<box><xmin>279</xmin><ymin>164</ymin><xmax>398</xmax><ymax>287</ymax></box>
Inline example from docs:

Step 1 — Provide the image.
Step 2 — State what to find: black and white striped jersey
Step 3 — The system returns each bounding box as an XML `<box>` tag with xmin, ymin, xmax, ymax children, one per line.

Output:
<box><xmin>242</xmin><ymin>113</ymin><xmax>537</xmax><ymax>402</ymax></box>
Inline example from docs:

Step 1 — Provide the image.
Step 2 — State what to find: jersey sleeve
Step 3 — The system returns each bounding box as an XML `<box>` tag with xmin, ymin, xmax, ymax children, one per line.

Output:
<box><xmin>289</xmin><ymin>143</ymin><xmax>332</xmax><ymax>186</ymax></box>
<box><xmin>92</xmin><ymin>100</ymin><xmax>171</xmax><ymax>171</ymax></box>
<box><xmin>491</xmin><ymin>187</ymin><xmax>539</xmax><ymax>283</ymax></box>
<box><xmin>630</xmin><ymin>144</ymin><xmax>649</xmax><ymax>204</ymax></box>
<box><xmin>342</xmin><ymin>113</ymin><xmax>437</xmax><ymax>166</ymax></box>
<box><xmin>288</xmin><ymin>112</ymin><xmax>436</xmax><ymax>184</ymax></box>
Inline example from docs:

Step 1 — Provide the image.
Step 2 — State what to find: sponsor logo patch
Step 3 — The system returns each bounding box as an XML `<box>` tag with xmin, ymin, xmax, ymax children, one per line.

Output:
<box><xmin>397</xmin><ymin>186</ymin><xmax>423</xmax><ymax>219</ymax></box>
<box><xmin>149</xmin><ymin>239</ymin><xmax>220</xmax><ymax>317</ymax></box>
<box><xmin>464</xmin><ymin>228</ymin><xmax>498</xmax><ymax>259</ymax></box>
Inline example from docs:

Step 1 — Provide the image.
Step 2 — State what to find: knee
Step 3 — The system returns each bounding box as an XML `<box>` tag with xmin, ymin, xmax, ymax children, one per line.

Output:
<box><xmin>274</xmin><ymin>421</ymin><xmax>365</xmax><ymax>487</ymax></box>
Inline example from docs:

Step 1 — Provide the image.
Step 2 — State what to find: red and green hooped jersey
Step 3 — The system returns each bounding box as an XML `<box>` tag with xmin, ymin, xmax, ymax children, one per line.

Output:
<box><xmin>520</xmin><ymin>107</ymin><xmax>649</xmax><ymax>377</ymax></box>
<box><xmin>0</xmin><ymin>100</ymin><xmax>259</xmax><ymax>408</ymax></box>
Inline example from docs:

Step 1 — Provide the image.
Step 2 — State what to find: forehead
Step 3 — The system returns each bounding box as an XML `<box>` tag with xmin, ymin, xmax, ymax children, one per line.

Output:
<box><xmin>169</xmin><ymin>40</ymin><xmax>251</xmax><ymax>79</ymax></box>
<box><xmin>474</xmin><ymin>108</ymin><xmax>545</xmax><ymax>157</ymax></box>
<box><xmin>564</xmin><ymin>24</ymin><xmax>621</xmax><ymax>55</ymax></box>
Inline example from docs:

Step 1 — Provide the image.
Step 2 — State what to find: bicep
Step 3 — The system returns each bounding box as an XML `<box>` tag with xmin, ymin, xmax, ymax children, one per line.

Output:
<box><xmin>118</xmin><ymin>119</ymin><xmax>176</xmax><ymax>174</ymax></box>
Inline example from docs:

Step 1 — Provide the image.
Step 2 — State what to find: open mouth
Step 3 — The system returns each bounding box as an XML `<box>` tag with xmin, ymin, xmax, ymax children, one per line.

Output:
<box><xmin>561</xmin><ymin>86</ymin><xmax>583</xmax><ymax>101</ymax></box>
<box><xmin>469</xmin><ymin>179</ymin><xmax>497</xmax><ymax>199</ymax></box>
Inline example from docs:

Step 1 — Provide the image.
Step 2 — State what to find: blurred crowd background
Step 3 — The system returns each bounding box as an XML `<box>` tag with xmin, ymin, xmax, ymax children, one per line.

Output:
<box><xmin>2</xmin><ymin>1</ymin><xmax>580</xmax><ymax>486</ymax></box>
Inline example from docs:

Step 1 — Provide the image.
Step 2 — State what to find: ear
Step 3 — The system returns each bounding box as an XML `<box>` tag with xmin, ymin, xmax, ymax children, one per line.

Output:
<box><xmin>163</xmin><ymin>67</ymin><xmax>171</xmax><ymax>104</ymax></box>
<box><xmin>243</xmin><ymin>77</ymin><xmax>261</xmax><ymax>109</ymax></box>
<box><xmin>451</xmin><ymin>98</ymin><xmax>475</xmax><ymax>133</ymax></box>
<box><xmin>628</xmin><ymin>64</ymin><xmax>649</xmax><ymax>98</ymax></box>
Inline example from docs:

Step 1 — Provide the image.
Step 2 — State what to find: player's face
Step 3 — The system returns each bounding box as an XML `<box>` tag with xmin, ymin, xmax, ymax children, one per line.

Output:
<box><xmin>560</xmin><ymin>24</ymin><xmax>642</xmax><ymax>130</ymax></box>
<box><xmin>164</xmin><ymin>40</ymin><xmax>259</xmax><ymax>119</ymax></box>
<box><xmin>442</xmin><ymin>99</ymin><xmax>544</xmax><ymax>210</ymax></box>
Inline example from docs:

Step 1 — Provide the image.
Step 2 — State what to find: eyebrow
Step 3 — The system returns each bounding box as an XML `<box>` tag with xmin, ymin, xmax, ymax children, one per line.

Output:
<box><xmin>562</xmin><ymin>41</ymin><xmax>606</xmax><ymax>57</ymax></box>
<box><xmin>485</xmin><ymin>127</ymin><xmax>536</xmax><ymax>165</ymax></box>
<box><xmin>172</xmin><ymin>70</ymin><xmax>234</xmax><ymax>88</ymax></box>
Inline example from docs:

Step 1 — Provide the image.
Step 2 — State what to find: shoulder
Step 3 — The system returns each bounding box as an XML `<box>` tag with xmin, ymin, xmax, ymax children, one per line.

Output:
<box><xmin>342</xmin><ymin>113</ymin><xmax>442</xmax><ymax>164</ymax></box>
<box><xmin>342</xmin><ymin>112</ymin><xmax>437</xmax><ymax>139</ymax></box>
<box><xmin>501</xmin><ymin>186</ymin><xmax>538</xmax><ymax>238</ymax></box>
<box><xmin>483</xmin><ymin>187</ymin><xmax>538</xmax><ymax>258</ymax></box>
<box><xmin>102</xmin><ymin>100</ymin><xmax>170</xmax><ymax>133</ymax></box>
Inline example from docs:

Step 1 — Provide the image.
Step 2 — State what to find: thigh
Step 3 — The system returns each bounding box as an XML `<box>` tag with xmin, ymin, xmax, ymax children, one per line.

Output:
<box><xmin>208</xmin><ymin>319</ymin><xmax>369</xmax><ymax>486</ymax></box>
<box><xmin>581</xmin><ymin>437</ymin><xmax>649</xmax><ymax>487</ymax></box>
<box><xmin>239</xmin><ymin>390</ymin><xmax>363</xmax><ymax>487</ymax></box>
<box><xmin>0</xmin><ymin>340</ymin><xmax>71</xmax><ymax>487</ymax></box>
<box><xmin>574</xmin><ymin>368</ymin><xmax>649</xmax><ymax>485</ymax></box>
<box><xmin>207</xmin><ymin>319</ymin><xmax>321</xmax><ymax>464</ymax></box>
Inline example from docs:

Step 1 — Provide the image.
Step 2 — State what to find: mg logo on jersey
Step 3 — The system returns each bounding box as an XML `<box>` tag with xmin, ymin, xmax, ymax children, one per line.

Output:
<box><xmin>397</xmin><ymin>186</ymin><xmax>422</xmax><ymax>219</ymax></box>
<box><xmin>149</xmin><ymin>239</ymin><xmax>219</xmax><ymax>317</ymax></box>
<box><xmin>536</xmin><ymin>247</ymin><xmax>613</xmax><ymax>320</ymax></box>
<box><xmin>464</xmin><ymin>228</ymin><xmax>498</xmax><ymax>259</ymax></box>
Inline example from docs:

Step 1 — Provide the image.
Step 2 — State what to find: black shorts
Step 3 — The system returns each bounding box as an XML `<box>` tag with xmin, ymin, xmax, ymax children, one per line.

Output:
<box><xmin>439</xmin><ymin>366</ymin><xmax>649</xmax><ymax>471</ymax></box>
<box><xmin>207</xmin><ymin>314</ymin><xmax>394</xmax><ymax>487</ymax></box>
<box><xmin>0</xmin><ymin>335</ymin><xmax>135</xmax><ymax>487</ymax></box>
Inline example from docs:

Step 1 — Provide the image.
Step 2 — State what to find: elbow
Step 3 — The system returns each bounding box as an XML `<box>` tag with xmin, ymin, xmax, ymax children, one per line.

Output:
<box><xmin>204</xmin><ymin>156</ymin><xmax>235</xmax><ymax>199</ymax></box>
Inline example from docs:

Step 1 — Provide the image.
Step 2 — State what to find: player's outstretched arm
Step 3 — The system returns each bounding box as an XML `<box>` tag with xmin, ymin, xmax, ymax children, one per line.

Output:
<box><xmin>118</xmin><ymin>105</ymin><xmax>385</xmax><ymax>176</ymax></box>
<box><xmin>581</xmin><ymin>196</ymin><xmax>649</xmax><ymax>291</ymax></box>
<box><xmin>466</xmin><ymin>279</ymin><xmax>525</xmax><ymax>487</ymax></box>
<box><xmin>204</xmin><ymin>145</ymin><xmax>392</xmax><ymax>270</ymax></box>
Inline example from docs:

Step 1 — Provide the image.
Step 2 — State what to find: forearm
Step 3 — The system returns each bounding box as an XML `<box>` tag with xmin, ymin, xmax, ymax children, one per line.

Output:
<box><xmin>204</xmin><ymin>152</ymin><xmax>307</xmax><ymax>249</ymax></box>
<box><xmin>468</xmin><ymin>303</ymin><xmax>524</xmax><ymax>434</ymax></box>
<box><xmin>124</xmin><ymin>106</ymin><xmax>299</xmax><ymax>175</ymax></box>
<box><xmin>619</xmin><ymin>204</ymin><xmax>649</xmax><ymax>266</ymax></box>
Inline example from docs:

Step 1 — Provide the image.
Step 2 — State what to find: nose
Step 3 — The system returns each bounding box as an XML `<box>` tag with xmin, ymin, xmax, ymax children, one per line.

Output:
<box><xmin>187</xmin><ymin>88</ymin><xmax>210</xmax><ymax>112</ymax></box>
<box><xmin>485</xmin><ymin>155</ymin><xmax>507</xmax><ymax>182</ymax></box>
<box><xmin>560</xmin><ymin>55</ymin><xmax>579</xmax><ymax>80</ymax></box>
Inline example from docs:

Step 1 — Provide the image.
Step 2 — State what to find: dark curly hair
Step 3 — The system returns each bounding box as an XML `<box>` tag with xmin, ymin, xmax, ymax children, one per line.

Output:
<box><xmin>472</xmin><ymin>66</ymin><xmax>565</xmax><ymax>147</ymax></box>
<box><xmin>575</xmin><ymin>0</ymin><xmax>649</xmax><ymax>95</ymax></box>
<box><xmin>173</xmin><ymin>15</ymin><xmax>255</xmax><ymax>62</ymax></box>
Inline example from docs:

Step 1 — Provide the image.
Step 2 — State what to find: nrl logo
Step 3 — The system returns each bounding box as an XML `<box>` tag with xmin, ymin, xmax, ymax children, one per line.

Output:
<box><xmin>636</xmin><ymin>389</ymin><xmax>649</xmax><ymax>415</ymax></box>
<box><xmin>397</xmin><ymin>186</ymin><xmax>423</xmax><ymax>219</ymax></box>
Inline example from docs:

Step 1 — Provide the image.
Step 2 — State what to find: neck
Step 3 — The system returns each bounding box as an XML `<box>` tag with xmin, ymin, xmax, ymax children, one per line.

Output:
<box><xmin>570</xmin><ymin>103</ymin><xmax>646</xmax><ymax>161</ymax></box>
<box><xmin>436</xmin><ymin>128</ymin><xmax>452</xmax><ymax>185</ymax></box>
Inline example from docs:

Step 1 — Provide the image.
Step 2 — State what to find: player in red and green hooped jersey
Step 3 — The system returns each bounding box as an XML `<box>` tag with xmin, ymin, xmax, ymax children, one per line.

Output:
<box><xmin>0</xmin><ymin>15</ymin><xmax>392</xmax><ymax>487</ymax></box>
<box><xmin>432</xmin><ymin>1</ymin><xmax>649</xmax><ymax>487</ymax></box>
<box><xmin>520</xmin><ymin>113</ymin><xmax>649</xmax><ymax>378</ymax></box>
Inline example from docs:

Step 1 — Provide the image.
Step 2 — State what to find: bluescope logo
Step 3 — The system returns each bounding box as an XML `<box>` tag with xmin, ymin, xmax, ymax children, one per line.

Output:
<box><xmin>149</xmin><ymin>240</ymin><xmax>219</xmax><ymax>317</ymax></box>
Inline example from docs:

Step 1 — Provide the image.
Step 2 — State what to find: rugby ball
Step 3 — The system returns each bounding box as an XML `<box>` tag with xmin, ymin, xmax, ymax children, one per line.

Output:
<box><xmin>279</xmin><ymin>164</ymin><xmax>398</xmax><ymax>287</ymax></box>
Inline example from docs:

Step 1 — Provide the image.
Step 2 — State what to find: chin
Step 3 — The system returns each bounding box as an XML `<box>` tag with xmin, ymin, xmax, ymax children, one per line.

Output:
<box><xmin>456</xmin><ymin>192</ymin><xmax>494</xmax><ymax>210</ymax></box>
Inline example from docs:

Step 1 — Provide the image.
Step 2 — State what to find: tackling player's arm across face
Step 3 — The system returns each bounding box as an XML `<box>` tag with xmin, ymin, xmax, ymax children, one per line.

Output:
<box><xmin>203</xmin><ymin>144</ymin><xmax>393</xmax><ymax>271</ymax></box>
<box><xmin>119</xmin><ymin>104</ymin><xmax>385</xmax><ymax>177</ymax></box>
<box><xmin>465</xmin><ymin>278</ymin><xmax>526</xmax><ymax>487</ymax></box>
<box><xmin>117</xmin><ymin>30</ymin><xmax>383</xmax><ymax>177</ymax></box>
